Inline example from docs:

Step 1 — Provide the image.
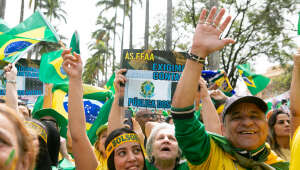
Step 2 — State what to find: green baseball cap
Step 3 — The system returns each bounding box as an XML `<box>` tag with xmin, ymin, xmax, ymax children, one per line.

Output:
<box><xmin>33</xmin><ymin>108</ymin><xmax>68</xmax><ymax>138</ymax></box>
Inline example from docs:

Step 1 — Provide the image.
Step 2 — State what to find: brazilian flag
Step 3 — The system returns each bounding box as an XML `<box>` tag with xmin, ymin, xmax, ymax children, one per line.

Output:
<box><xmin>237</xmin><ymin>63</ymin><xmax>270</xmax><ymax>95</ymax></box>
<box><xmin>32</xmin><ymin>83</ymin><xmax>113</xmax><ymax>137</ymax></box>
<box><xmin>51</xmin><ymin>83</ymin><xmax>112</xmax><ymax>131</ymax></box>
<box><xmin>0</xmin><ymin>11</ymin><xmax>59</xmax><ymax>63</ymax></box>
<box><xmin>39</xmin><ymin>31</ymin><xmax>80</xmax><ymax>84</ymax></box>
<box><xmin>0</xmin><ymin>19</ymin><xmax>10</xmax><ymax>34</ymax></box>
<box><xmin>4</xmin><ymin>11</ymin><xmax>59</xmax><ymax>42</ymax></box>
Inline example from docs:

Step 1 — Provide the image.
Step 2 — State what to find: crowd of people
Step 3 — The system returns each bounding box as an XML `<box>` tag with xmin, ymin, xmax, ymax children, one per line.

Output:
<box><xmin>1</xmin><ymin>7</ymin><xmax>300</xmax><ymax>170</ymax></box>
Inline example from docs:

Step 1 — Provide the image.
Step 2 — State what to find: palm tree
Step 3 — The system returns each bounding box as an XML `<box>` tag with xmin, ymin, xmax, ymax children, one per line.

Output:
<box><xmin>84</xmin><ymin>40</ymin><xmax>107</xmax><ymax>85</ymax></box>
<box><xmin>40</xmin><ymin>0</ymin><xmax>67</xmax><ymax>23</ymax></box>
<box><xmin>144</xmin><ymin>0</ymin><xmax>149</xmax><ymax>49</ymax></box>
<box><xmin>128</xmin><ymin>0</ymin><xmax>142</xmax><ymax>49</ymax></box>
<box><xmin>27</xmin><ymin>0</ymin><xmax>67</xmax><ymax>60</ymax></box>
<box><xmin>96</xmin><ymin>0</ymin><xmax>122</xmax><ymax>72</ymax></box>
<box><xmin>0</xmin><ymin>0</ymin><xmax>6</xmax><ymax>19</ymax></box>
<box><xmin>120</xmin><ymin>0</ymin><xmax>130</xmax><ymax>59</ymax></box>
<box><xmin>93</xmin><ymin>15</ymin><xmax>116</xmax><ymax>81</ymax></box>
<box><xmin>166</xmin><ymin>0</ymin><xmax>172</xmax><ymax>51</ymax></box>
<box><xmin>20</xmin><ymin>0</ymin><xmax>25</xmax><ymax>22</ymax></box>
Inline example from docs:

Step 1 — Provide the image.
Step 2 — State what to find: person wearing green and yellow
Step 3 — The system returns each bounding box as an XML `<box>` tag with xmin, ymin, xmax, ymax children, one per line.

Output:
<box><xmin>94</xmin><ymin>124</ymin><xmax>108</xmax><ymax>170</ymax></box>
<box><xmin>289</xmin><ymin>46</ymin><xmax>300</xmax><ymax>169</ymax></box>
<box><xmin>170</xmin><ymin>7</ymin><xmax>289</xmax><ymax>170</ymax></box>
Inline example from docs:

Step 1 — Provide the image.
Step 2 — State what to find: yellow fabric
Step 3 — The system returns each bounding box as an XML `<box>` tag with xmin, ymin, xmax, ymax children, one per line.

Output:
<box><xmin>188</xmin><ymin>138</ymin><xmax>284</xmax><ymax>170</ymax></box>
<box><xmin>290</xmin><ymin>126</ymin><xmax>300</xmax><ymax>170</ymax></box>
<box><xmin>95</xmin><ymin>148</ymin><xmax>108</xmax><ymax>170</ymax></box>
<box><xmin>275</xmin><ymin>148</ymin><xmax>290</xmax><ymax>162</ymax></box>
<box><xmin>264</xmin><ymin>149</ymin><xmax>285</xmax><ymax>165</ymax></box>
<box><xmin>188</xmin><ymin>138</ymin><xmax>246</xmax><ymax>170</ymax></box>
<box><xmin>105</xmin><ymin>133</ymin><xmax>139</xmax><ymax>159</ymax></box>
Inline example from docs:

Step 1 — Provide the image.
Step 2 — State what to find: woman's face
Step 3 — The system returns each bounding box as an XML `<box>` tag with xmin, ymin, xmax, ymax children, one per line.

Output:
<box><xmin>114</xmin><ymin>142</ymin><xmax>144</xmax><ymax>170</ymax></box>
<box><xmin>274</xmin><ymin>114</ymin><xmax>290</xmax><ymax>137</ymax></box>
<box><xmin>152</xmin><ymin>128</ymin><xmax>179</xmax><ymax>161</ymax></box>
<box><xmin>0</xmin><ymin>114</ymin><xmax>21</xmax><ymax>170</ymax></box>
<box><xmin>97</xmin><ymin>129</ymin><xmax>107</xmax><ymax>155</ymax></box>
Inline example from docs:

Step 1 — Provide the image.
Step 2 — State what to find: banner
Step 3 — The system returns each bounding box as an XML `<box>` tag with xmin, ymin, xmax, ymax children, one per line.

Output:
<box><xmin>0</xmin><ymin>59</ymin><xmax>44</xmax><ymax>103</ymax></box>
<box><xmin>121</xmin><ymin>49</ymin><xmax>187</xmax><ymax>110</ymax></box>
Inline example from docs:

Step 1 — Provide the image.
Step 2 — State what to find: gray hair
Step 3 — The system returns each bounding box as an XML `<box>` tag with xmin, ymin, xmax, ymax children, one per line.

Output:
<box><xmin>146</xmin><ymin>123</ymin><xmax>181</xmax><ymax>163</ymax></box>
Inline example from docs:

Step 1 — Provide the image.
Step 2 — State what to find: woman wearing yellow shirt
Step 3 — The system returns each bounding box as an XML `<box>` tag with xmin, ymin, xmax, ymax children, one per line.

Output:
<box><xmin>94</xmin><ymin>124</ymin><xmax>108</xmax><ymax>170</ymax></box>
<box><xmin>290</xmin><ymin>46</ymin><xmax>300</xmax><ymax>170</ymax></box>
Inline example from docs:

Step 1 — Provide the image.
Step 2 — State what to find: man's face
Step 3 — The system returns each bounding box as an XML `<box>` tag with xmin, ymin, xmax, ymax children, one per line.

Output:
<box><xmin>135</xmin><ymin>110</ymin><xmax>154</xmax><ymax>132</ymax></box>
<box><xmin>223</xmin><ymin>103</ymin><xmax>268</xmax><ymax>151</ymax></box>
<box><xmin>135</xmin><ymin>110</ymin><xmax>164</xmax><ymax>132</ymax></box>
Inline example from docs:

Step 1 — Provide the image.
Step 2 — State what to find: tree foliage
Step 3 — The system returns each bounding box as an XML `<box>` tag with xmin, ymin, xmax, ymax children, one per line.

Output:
<box><xmin>150</xmin><ymin>0</ymin><xmax>297</xmax><ymax>89</ymax></box>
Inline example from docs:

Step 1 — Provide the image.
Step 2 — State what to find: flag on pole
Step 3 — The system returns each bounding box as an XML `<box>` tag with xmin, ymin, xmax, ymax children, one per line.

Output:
<box><xmin>39</xmin><ymin>31</ymin><xmax>80</xmax><ymax>84</ymax></box>
<box><xmin>237</xmin><ymin>63</ymin><xmax>270</xmax><ymax>95</ymax></box>
<box><xmin>104</xmin><ymin>72</ymin><xmax>115</xmax><ymax>94</ymax></box>
<box><xmin>0</xmin><ymin>11</ymin><xmax>59</xmax><ymax>63</ymax></box>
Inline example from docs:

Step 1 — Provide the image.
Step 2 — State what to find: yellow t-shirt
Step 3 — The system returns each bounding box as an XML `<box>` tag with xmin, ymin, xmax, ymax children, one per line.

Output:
<box><xmin>290</xmin><ymin>126</ymin><xmax>300</xmax><ymax>170</ymax></box>
<box><xmin>188</xmin><ymin>139</ymin><xmax>284</xmax><ymax>170</ymax></box>
<box><xmin>95</xmin><ymin>149</ymin><xmax>108</xmax><ymax>170</ymax></box>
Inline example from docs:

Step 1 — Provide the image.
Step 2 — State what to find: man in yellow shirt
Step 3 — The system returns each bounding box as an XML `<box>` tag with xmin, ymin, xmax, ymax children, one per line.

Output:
<box><xmin>289</xmin><ymin>47</ymin><xmax>300</xmax><ymax>170</ymax></box>
<box><xmin>171</xmin><ymin>7</ymin><xmax>288</xmax><ymax>170</ymax></box>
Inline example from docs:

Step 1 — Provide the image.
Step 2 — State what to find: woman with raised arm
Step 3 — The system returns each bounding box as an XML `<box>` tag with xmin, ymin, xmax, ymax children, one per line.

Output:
<box><xmin>62</xmin><ymin>49</ymin><xmax>98</xmax><ymax>170</ymax></box>
<box><xmin>289</xmin><ymin>47</ymin><xmax>300</xmax><ymax>169</ymax></box>
<box><xmin>62</xmin><ymin>51</ymin><xmax>147</xmax><ymax>170</ymax></box>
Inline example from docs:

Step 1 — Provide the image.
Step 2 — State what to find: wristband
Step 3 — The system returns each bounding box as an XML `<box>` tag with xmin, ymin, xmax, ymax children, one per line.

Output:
<box><xmin>6</xmin><ymin>80</ymin><xmax>16</xmax><ymax>84</ymax></box>
<box><xmin>187</xmin><ymin>52</ymin><xmax>206</xmax><ymax>65</ymax></box>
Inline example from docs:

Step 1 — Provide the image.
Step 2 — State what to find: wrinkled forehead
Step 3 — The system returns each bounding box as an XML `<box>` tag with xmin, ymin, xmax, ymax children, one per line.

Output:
<box><xmin>157</xmin><ymin>127</ymin><xmax>175</xmax><ymax>136</ymax></box>
<box><xmin>227</xmin><ymin>103</ymin><xmax>265</xmax><ymax>117</ymax></box>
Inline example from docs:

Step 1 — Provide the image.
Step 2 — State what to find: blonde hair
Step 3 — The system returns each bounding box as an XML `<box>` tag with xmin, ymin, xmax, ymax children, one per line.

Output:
<box><xmin>0</xmin><ymin>104</ymin><xmax>36</xmax><ymax>170</ymax></box>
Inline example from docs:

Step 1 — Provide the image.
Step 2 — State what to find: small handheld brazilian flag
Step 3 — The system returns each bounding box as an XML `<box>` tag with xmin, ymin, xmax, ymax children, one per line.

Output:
<box><xmin>39</xmin><ymin>31</ymin><xmax>80</xmax><ymax>84</ymax></box>
<box><xmin>237</xmin><ymin>63</ymin><xmax>270</xmax><ymax>95</ymax></box>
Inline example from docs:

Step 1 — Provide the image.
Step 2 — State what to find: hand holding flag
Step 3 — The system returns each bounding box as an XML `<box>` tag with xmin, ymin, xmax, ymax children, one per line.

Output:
<box><xmin>61</xmin><ymin>49</ymin><xmax>82</xmax><ymax>79</ymax></box>
<box><xmin>39</xmin><ymin>31</ymin><xmax>80</xmax><ymax>84</ymax></box>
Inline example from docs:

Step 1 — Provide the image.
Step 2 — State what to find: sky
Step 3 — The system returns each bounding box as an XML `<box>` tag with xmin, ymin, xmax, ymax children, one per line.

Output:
<box><xmin>4</xmin><ymin>0</ymin><xmax>169</xmax><ymax>69</ymax></box>
<box><xmin>4</xmin><ymin>0</ymin><xmax>300</xmax><ymax>77</ymax></box>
